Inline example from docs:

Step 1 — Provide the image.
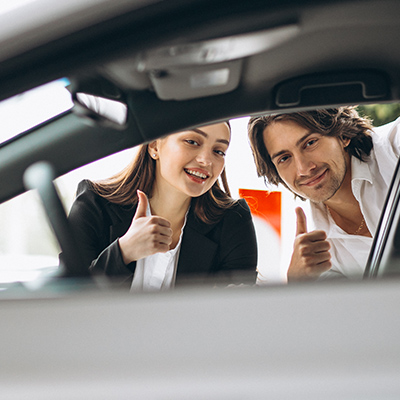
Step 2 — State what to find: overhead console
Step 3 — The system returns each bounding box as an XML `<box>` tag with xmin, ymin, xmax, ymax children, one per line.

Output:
<box><xmin>103</xmin><ymin>24</ymin><xmax>299</xmax><ymax>101</ymax></box>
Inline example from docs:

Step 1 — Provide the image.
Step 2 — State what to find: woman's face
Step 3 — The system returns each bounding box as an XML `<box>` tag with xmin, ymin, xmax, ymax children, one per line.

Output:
<box><xmin>150</xmin><ymin>122</ymin><xmax>230</xmax><ymax>199</ymax></box>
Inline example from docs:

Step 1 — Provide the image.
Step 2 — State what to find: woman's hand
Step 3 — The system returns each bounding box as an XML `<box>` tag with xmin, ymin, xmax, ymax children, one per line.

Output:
<box><xmin>118</xmin><ymin>190</ymin><xmax>172</xmax><ymax>264</ymax></box>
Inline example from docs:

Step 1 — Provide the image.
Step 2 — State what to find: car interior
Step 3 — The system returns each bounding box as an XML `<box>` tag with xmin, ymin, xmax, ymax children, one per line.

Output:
<box><xmin>1</xmin><ymin>0</ymin><xmax>400</xmax><ymax>398</ymax></box>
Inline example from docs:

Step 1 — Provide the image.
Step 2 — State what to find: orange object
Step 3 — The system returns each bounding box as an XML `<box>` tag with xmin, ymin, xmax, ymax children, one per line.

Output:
<box><xmin>238</xmin><ymin>189</ymin><xmax>281</xmax><ymax>237</ymax></box>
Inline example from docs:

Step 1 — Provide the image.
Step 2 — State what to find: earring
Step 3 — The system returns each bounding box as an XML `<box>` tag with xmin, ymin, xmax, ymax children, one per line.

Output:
<box><xmin>153</xmin><ymin>154</ymin><xmax>157</xmax><ymax>158</ymax></box>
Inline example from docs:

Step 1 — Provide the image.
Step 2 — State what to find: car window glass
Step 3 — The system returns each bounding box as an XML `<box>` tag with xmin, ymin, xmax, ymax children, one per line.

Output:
<box><xmin>0</xmin><ymin>190</ymin><xmax>60</xmax><ymax>289</ymax></box>
<box><xmin>0</xmin><ymin>78</ymin><xmax>72</xmax><ymax>145</ymax></box>
<box><xmin>1</xmin><ymin>105</ymin><xmax>399</xmax><ymax>291</ymax></box>
<box><xmin>29</xmin><ymin>119</ymin><xmax>306</xmax><ymax>285</ymax></box>
<box><xmin>0</xmin><ymin>148</ymin><xmax>137</xmax><ymax>290</ymax></box>
<box><xmin>55</xmin><ymin>118</ymin><xmax>305</xmax><ymax>284</ymax></box>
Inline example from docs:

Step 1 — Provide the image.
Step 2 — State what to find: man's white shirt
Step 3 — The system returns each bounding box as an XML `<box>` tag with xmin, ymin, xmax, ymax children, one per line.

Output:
<box><xmin>310</xmin><ymin>117</ymin><xmax>400</xmax><ymax>279</ymax></box>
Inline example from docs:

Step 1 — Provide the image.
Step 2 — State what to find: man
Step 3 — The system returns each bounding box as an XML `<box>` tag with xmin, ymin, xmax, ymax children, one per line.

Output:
<box><xmin>248</xmin><ymin>107</ymin><xmax>400</xmax><ymax>281</ymax></box>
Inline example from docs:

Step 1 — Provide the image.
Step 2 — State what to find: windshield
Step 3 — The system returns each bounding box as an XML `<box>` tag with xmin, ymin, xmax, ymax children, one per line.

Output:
<box><xmin>0</xmin><ymin>78</ymin><xmax>72</xmax><ymax>145</ymax></box>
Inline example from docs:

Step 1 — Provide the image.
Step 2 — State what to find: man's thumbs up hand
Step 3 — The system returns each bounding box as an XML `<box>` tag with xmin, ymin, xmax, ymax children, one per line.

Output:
<box><xmin>287</xmin><ymin>207</ymin><xmax>332</xmax><ymax>282</ymax></box>
<box><xmin>295</xmin><ymin>206</ymin><xmax>308</xmax><ymax>236</ymax></box>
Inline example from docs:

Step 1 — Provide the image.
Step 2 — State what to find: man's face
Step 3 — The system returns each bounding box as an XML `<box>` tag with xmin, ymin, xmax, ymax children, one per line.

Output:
<box><xmin>263</xmin><ymin>120</ymin><xmax>351</xmax><ymax>203</ymax></box>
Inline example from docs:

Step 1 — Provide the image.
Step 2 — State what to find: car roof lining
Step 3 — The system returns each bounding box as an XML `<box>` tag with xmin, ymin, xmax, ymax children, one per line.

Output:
<box><xmin>3</xmin><ymin>0</ymin><xmax>399</xmax><ymax>102</ymax></box>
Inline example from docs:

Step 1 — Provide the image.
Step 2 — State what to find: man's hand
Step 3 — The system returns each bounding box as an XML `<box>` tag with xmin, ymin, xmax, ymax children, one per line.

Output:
<box><xmin>287</xmin><ymin>207</ymin><xmax>331</xmax><ymax>281</ymax></box>
<box><xmin>118</xmin><ymin>190</ymin><xmax>172</xmax><ymax>265</ymax></box>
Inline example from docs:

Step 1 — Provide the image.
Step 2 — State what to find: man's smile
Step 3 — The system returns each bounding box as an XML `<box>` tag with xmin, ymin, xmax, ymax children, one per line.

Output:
<box><xmin>299</xmin><ymin>169</ymin><xmax>328</xmax><ymax>187</ymax></box>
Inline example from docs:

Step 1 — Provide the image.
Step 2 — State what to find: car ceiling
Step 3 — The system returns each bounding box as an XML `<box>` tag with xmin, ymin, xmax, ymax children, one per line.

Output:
<box><xmin>0</xmin><ymin>0</ymin><xmax>400</xmax><ymax>202</ymax></box>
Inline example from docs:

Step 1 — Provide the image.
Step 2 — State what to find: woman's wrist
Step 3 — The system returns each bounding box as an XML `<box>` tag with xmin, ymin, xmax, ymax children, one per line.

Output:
<box><xmin>118</xmin><ymin>237</ymin><xmax>132</xmax><ymax>265</ymax></box>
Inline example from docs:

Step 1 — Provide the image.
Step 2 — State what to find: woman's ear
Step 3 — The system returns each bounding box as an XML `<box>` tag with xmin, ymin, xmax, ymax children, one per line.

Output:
<box><xmin>148</xmin><ymin>141</ymin><xmax>158</xmax><ymax>159</ymax></box>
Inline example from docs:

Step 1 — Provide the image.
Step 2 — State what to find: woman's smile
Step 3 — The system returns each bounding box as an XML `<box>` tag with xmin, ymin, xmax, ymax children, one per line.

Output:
<box><xmin>184</xmin><ymin>167</ymin><xmax>210</xmax><ymax>184</ymax></box>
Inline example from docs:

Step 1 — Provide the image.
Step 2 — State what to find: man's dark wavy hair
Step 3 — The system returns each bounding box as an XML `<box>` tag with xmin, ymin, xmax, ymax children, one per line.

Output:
<box><xmin>248</xmin><ymin>107</ymin><xmax>374</xmax><ymax>190</ymax></box>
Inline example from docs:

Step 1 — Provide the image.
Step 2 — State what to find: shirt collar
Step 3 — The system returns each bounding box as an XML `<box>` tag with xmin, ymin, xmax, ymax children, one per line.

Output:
<box><xmin>351</xmin><ymin>155</ymin><xmax>373</xmax><ymax>184</ymax></box>
<box><xmin>351</xmin><ymin>155</ymin><xmax>373</xmax><ymax>201</ymax></box>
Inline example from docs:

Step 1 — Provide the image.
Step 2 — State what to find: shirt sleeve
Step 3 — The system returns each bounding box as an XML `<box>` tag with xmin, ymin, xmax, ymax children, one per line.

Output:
<box><xmin>374</xmin><ymin>116</ymin><xmax>400</xmax><ymax>156</ymax></box>
<box><xmin>61</xmin><ymin>180</ymin><xmax>133</xmax><ymax>279</ymax></box>
<box><xmin>214</xmin><ymin>199</ymin><xmax>258</xmax><ymax>285</ymax></box>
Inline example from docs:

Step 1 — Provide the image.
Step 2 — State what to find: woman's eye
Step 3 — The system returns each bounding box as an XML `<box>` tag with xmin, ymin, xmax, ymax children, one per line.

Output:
<box><xmin>214</xmin><ymin>149</ymin><xmax>226</xmax><ymax>157</ymax></box>
<box><xmin>185</xmin><ymin>139</ymin><xmax>199</xmax><ymax>146</ymax></box>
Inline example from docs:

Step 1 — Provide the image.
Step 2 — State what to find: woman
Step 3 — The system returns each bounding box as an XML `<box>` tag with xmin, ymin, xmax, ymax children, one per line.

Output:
<box><xmin>66</xmin><ymin>122</ymin><xmax>257</xmax><ymax>290</ymax></box>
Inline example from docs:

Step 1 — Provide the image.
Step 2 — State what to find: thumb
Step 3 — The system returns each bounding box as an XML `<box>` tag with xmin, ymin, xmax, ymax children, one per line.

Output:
<box><xmin>134</xmin><ymin>190</ymin><xmax>148</xmax><ymax>220</ymax></box>
<box><xmin>295</xmin><ymin>207</ymin><xmax>308</xmax><ymax>236</ymax></box>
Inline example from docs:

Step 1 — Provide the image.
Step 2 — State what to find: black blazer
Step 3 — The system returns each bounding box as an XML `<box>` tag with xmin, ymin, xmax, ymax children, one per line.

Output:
<box><xmin>65</xmin><ymin>180</ymin><xmax>258</xmax><ymax>286</ymax></box>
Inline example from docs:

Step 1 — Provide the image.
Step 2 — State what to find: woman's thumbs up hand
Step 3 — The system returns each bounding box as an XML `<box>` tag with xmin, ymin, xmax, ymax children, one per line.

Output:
<box><xmin>118</xmin><ymin>190</ymin><xmax>172</xmax><ymax>265</ymax></box>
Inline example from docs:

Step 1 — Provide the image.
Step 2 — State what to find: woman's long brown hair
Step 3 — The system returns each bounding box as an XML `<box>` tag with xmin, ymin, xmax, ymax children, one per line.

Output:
<box><xmin>90</xmin><ymin>125</ymin><xmax>237</xmax><ymax>224</ymax></box>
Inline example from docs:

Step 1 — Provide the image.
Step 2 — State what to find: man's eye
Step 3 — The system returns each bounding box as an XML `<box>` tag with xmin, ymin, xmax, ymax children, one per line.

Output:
<box><xmin>278</xmin><ymin>155</ymin><xmax>289</xmax><ymax>164</ymax></box>
<box><xmin>306</xmin><ymin>138</ymin><xmax>318</xmax><ymax>147</ymax></box>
